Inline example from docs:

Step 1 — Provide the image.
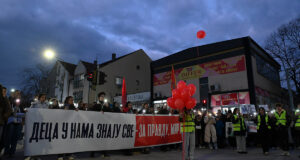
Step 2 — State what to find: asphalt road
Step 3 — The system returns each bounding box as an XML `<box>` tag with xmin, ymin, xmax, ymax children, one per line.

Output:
<box><xmin>3</xmin><ymin>144</ymin><xmax>300</xmax><ymax>160</ymax></box>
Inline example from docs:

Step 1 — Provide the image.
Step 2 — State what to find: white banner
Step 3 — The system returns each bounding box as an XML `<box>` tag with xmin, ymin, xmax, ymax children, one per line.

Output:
<box><xmin>25</xmin><ymin>109</ymin><xmax>181</xmax><ymax>156</ymax></box>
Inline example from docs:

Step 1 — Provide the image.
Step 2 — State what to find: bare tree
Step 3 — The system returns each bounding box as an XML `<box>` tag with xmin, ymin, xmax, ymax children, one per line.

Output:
<box><xmin>20</xmin><ymin>64</ymin><xmax>50</xmax><ymax>98</ymax></box>
<box><xmin>265</xmin><ymin>17</ymin><xmax>300</xmax><ymax>94</ymax></box>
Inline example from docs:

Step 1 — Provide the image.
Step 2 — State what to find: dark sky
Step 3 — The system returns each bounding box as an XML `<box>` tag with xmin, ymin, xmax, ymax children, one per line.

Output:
<box><xmin>0</xmin><ymin>0</ymin><xmax>299</xmax><ymax>90</ymax></box>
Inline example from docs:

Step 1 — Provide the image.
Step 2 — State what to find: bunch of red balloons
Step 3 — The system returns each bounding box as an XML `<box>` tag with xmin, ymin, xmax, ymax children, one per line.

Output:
<box><xmin>167</xmin><ymin>81</ymin><xmax>197</xmax><ymax>110</ymax></box>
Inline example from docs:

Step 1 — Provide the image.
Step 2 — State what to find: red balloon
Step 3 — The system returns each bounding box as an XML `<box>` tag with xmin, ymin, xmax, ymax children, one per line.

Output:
<box><xmin>174</xmin><ymin>98</ymin><xmax>185</xmax><ymax>110</ymax></box>
<box><xmin>177</xmin><ymin>80</ymin><xmax>186</xmax><ymax>90</ymax></box>
<box><xmin>172</xmin><ymin>89</ymin><xmax>181</xmax><ymax>99</ymax></box>
<box><xmin>167</xmin><ymin>97</ymin><xmax>175</xmax><ymax>108</ymax></box>
<box><xmin>186</xmin><ymin>98</ymin><xmax>197</xmax><ymax>109</ymax></box>
<box><xmin>187</xmin><ymin>84</ymin><xmax>196</xmax><ymax>96</ymax></box>
<box><xmin>197</xmin><ymin>30</ymin><xmax>206</xmax><ymax>39</ymax></box>
<box><xmin>181</xmin><ymin>88</ymin><xmax>191</xmax><ymax>102</ymax></box>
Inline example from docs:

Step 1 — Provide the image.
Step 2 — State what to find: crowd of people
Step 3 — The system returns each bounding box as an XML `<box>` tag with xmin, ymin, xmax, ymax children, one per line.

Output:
<box><xmin>0</xmin><ymin>84</ymin><xmax>300</xmax><ymax>160</ymax></box>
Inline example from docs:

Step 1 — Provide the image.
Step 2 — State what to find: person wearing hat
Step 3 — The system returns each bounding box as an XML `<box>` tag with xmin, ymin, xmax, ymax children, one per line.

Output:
<box><xmin>274</xmin><ymin>103</ymin><xmax>290</xmax><ymax>156</ymax></box>
<box><xmin>256</xmin><ymin>107</ymin><xmax>271</xmax><ymax>155</ymax></box>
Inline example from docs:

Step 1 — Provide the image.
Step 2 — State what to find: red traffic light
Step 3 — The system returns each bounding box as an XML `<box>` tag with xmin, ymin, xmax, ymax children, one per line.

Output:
<box><xmin>202</xmin><ymin>99</ymin><xmax>207</xmax><ymax>104</ymax></box>
<box><xmin>88</xmin><ymin>73</ymin><xmax>93</xmax><ymax>79</ymax></box>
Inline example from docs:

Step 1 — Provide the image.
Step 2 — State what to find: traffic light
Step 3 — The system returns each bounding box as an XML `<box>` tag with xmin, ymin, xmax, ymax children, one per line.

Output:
<box><xmin>92</xmin><ymin>70</ymin><xmax>98</xmax><ymax>85</ymax></box>
<box><xmin>202</xmin><ymin>99</ymin><xmax>207</xmax><ymax>106</ymax></box>
<box><xmin>86</xmin><ymin>72</ymin><xmax>93</xmax><ymax>81</ymax></box>
<box><xmin>99</xmin><ymin>71</ymin><xmax>107</xmax><ymax>85</ymax></box>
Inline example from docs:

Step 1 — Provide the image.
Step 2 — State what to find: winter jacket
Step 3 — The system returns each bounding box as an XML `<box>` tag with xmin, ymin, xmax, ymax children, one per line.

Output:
<box><xmin>216</xmin><ymin>119</ymin><xmax>225</xmax><ymax>137</ymax></box>
<box><xmin>204</xmin><ymin>116</ymin><xmax>217</xmax><ymax>143</ymax></box>
<box><xmin>0</xmin><ymin>97</ymin><xmax>12</xmax><ymax>125</ymax></box>
<box><xmin>30</xmin><ymin>101</ymin><xmax>48</xmax><ymax>109</ymax></box>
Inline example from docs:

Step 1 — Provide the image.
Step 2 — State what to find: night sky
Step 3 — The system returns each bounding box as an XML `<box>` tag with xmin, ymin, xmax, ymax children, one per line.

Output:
<box><xmin>0</xmin><ymin>0</ymin><xmax>299</xmax><ymax>90</ymax></box>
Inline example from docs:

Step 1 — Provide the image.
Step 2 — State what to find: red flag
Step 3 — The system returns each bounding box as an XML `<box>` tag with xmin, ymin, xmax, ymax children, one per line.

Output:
<box><xmin>171</xmin><ymin>65</ymin><xmax>176</xmax><ymax>91</ymax></box>
<box><xmin>122</xmin><ymin>77</ymin><xmax>127</xmax><ymax>111</ymax></box>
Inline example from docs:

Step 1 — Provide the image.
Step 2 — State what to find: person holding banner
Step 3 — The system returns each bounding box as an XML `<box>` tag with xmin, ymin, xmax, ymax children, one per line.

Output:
<box><xmin>256</xmin><ymin>107</ymin><xmax>271</xmax><ymax>155</ymax></box>
<box><xmin>232</xmin><ymin>108</ymin><xmax>247</xmax><ymax>154</ymax></box>
<box><xmin>90</xmin><ymin>92</ymin><xmax>110</xmax><ymax>158</ymax></box>
<box><xmin>57</xmin><ymin>96</ymin><xmax>77</xmax><ymax>160</ymax></box>
<box><xmin>274</xmin><ymin>103</ymin><xmax>290</xmax><ymax>156</ymax></box>
<box><xmin>30</xmin><ymin>94</ymin><xmax>48</xmax><ymax>109</ymax></box>
<box><xmin>179</xmin><ymin>108</ymin><xmax>195</xmax><ymax>160</ymax></box>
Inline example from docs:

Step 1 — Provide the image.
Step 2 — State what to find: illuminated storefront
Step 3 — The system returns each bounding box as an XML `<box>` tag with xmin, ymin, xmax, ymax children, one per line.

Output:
<box><xmin>151</xmin><ymin>37</ymin><xmax>283</xmax><ymax>110</ymax></box>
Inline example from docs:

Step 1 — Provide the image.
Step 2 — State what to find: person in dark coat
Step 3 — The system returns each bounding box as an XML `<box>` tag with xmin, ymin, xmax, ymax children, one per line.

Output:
<box><xmin>0</xmin><ymin>85</ymin><xmax>12</xmax><ymax>158</ymax></box>
<box><xmin>216</xmin><ymin>115</ymin><xmax>225</xmax><ymax>148</ymax></box>
<box><xmin>195</xmin><ymin>114</ymin><xmax>205</xmax><ymax>148</ymax></box>
<box><xmin>111</xmin><ymin>102</ymin><xmax>121</xmax><ymax>113</ymax></box>
<box><xmin>255</xmin><ymin>107</ymin><xmax>271</xmax><ymax>155</ymax></box>
<box><xmin>49</xmin><ymin>98</ymin><xmax>59</xmax><ymax>109</ymax></box>
<box><xmin>91</xmin><ymin>92</ymin><xmax>110</xmax><ymax>112</ymax></box>
<box><xmin>138</xmin><ymin>103</ymin><xmax>152</xmax><ymax>114</ymax></box>
<box><xmin>90</xmin><ymin>92</ymin><xmax>110</xmax><ymax>158</ymax></box>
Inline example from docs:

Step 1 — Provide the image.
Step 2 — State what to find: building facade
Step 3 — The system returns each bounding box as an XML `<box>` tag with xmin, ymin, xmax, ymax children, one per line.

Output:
<box><xmin>71</xmin><ymin>60</ymin><xmax>97</xmax><ymax>104</ymax></box>
<box><xmin>151</xmin><ymin>37</ymin><xmax>284</xmax><ymax>111</ymax></box>
<box><xmin>47</xmin><ymin>60</ymin><xmax>76</xmax><ymax>103</ymax></box>
<box><xmin>96</xmin><ymin>49</ymin><xmax>152</xmax><ymax>108</ymax></box>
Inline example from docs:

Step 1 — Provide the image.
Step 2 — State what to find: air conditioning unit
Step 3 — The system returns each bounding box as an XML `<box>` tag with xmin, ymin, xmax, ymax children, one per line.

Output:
<box><xmin>210</xmin><ymin>84</ymin><xmax>220</xmax><ymax>92</ymax></box>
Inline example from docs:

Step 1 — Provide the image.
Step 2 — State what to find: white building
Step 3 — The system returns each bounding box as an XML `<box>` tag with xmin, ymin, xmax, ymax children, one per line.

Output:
<box><xmin>71</xmin><ymin>60</ymin><xmax>97</xmax><ymax>104</ymax></box>
<box><xmin>48</xmin><ymin>60</ymin><xmax>76</xmax><ymax>102</ymax></box>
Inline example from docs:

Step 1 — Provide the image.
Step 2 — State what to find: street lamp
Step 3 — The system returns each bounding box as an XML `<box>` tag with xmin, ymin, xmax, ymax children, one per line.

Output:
<box><xmin>43</xmin><ymin>49</ymin><xmax>56</xmax><ymax>60</ymax></box>
<box><xmin>10</xmin><ymin>88</ymin><xmax>15</xmax><ymax>92</ymax></box>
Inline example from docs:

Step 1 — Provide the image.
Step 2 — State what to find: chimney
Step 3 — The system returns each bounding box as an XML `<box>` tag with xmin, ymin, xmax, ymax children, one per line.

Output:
<box><xmin>112</xmin><ymin>53</ymin><xmax>116</xmax><ymax>60</ymax></box>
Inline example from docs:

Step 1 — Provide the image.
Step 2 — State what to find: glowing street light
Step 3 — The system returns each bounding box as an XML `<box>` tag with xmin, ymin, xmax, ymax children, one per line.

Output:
<box><xmin>10</xmin><ymin>88</ymin><xmax>15</xmax><ymax>92</ymax></box>
<box><xmin>43</xmin><ymin>49</ymin><xmax>55</xmax><ymax>60</ymax></box>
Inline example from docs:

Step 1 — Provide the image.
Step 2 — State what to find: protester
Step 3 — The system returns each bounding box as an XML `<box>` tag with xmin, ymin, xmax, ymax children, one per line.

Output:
<box><xmin>274</xmin><ymin>103</ymin><xmax>290</xmax><ymax>156</ymax></box>
<box><xmin>139</xmin><ymin>103</ymin><xmax>151</xmax><ymax>114</ymax></box>
<box><xmin>256</xmin><ymin>107</ymin><xmax>271</xmax><ymax>155</ymax></box>
<box><xmin>111</xmin><ymin>102</ymin><xmax>121</xmax><ymax>113</ymax></box>
<box><xmin>294</xmin><ymin>104</ymin><xmax>300</xmax><ymax>149</ymax></box>
<box><xmin>204</xmin><ymin>111</ymin><xmax>217</xmax><ymax>150</ymax></box>
<box><xmin>122</xmin><ymin>101</ymin><xmax>133</xmax><ymax>114</ymax></box>
<box><xmin>48</xmin><ymin>98</ymin><xmax>59</xmax><ymax>109</ymax></box>
<box><xmin>195</xmin><ymin>114</ymin><xmax>205</xmax><ymax>148</ymax></box>
<box><xmin>4</xmin><ymin>96</ymin><xmax>24</xmax><ymax>158</ymax></box>
<box><xmin>123</xmin><ymin>101</ymin><xmax>134</xmax><ymax>156</ymax></box>
<box><xmin>232</xmin><ymin>108</ymin><xmax>247</xmax><ymax>154</ymax></box>
<box><xmin>30</xmin><ymin>94</ymin><xmax>48</xmax><ymax>109</ymax></box>
<box><xmin>77</xmin><ymin>101</ymin><xmax>84</xmax><ymax>110</ymax></box>
<box><xmin>0</xmin><ymin>85</ymin><xmax>12</xmax><ymax>158</ymax></box>
<box><xmin>216</xmin><ymin>113</ymin><xmax>225</xmax><ymax>148</ymax></box>
<box><xmin>57</xmin><ymin>96</ymin><xmax>77</xmax><ymax>160</ymax></box>
<box><xmin>158</xmin><ymin>105</ymin><xmax>170</xmax><ymax>151</ymax></box>
<box><xmin>91</xmin><ymin>92</ymin><xmax>110</xmax><ymax>113</ymax></box>
<box><xmin>179</xmin><ymin>108</ymin><xmax>195</xmax><ymax>160</ymax></box>
<box><xmin>90</xmin><ymin>92</ymin><xmax>110</xmax><ymax>158</ymax></box>
<box><xmin>158</xmin><ymin>104</ymin><xmax>169</xmax><ymax>114</ymax></box>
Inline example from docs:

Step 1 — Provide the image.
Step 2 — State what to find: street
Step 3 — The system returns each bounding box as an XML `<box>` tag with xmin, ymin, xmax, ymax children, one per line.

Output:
<box><xmin>7</xmin><ymin>144</ymin><xmax>300</xmax><ymax>160</ymax></box>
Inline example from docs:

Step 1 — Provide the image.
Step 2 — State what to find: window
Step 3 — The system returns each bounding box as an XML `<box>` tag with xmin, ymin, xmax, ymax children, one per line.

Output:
<box><xmin>73</xmin><ymin>74</ymin><xmax>84</xmax><ymax>89</ymax></box>
<box><xmin>136</xmin><ymin>65</ymin><xmax>140</xmax><ymax>70</ymax></box>
<box><xmin>136</xmin><ymin>80</ymin><xmax>140</xmax><ymax>86</ymax></box>
<box><xmin>256</xmin><ymin>55</ymin><xmax>280</xmax><ymax>84</ymax></box>
<box><xmin>73</xmin><ymin>91</ymin><xmax>83</xmax><ymax>103</ymax></box>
